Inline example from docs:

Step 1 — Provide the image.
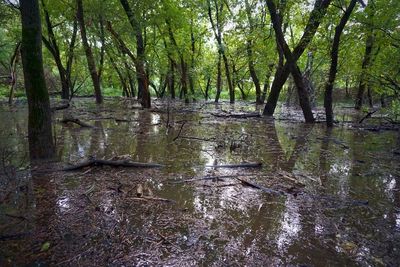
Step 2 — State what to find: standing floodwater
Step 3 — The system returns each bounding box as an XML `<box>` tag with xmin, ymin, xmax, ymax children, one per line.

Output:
<box><xmin>0</xmin><ymin>99</ymin><xmax>399</xmax><ymax>266</ymax></box>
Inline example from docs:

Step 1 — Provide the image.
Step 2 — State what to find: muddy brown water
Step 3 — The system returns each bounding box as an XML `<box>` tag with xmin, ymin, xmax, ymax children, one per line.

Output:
<box><xmin>0</xmin><ymin>98</ymin><xmax>399</xmax><ymax>266</ymax></box>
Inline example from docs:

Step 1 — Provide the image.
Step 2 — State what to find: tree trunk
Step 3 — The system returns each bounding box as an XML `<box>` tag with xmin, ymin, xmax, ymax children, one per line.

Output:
<box><xmin>355</xmin><ymin>6</ymin><xmax>375</xmax><ymax>110</ymax></box>
<box><xmin>20</xmin><ymin>0</ymin><xmax>55</xmax><ymax>159</ymax></box>
<box><xmin>8</xmin><ymin>42</ymin><xmax>20</xmax><ymax>105</ymax></box>
<box><xmin>120</xmin><ymin>0</ymin><xmax>150</xmax><ymax>108</ymax></box>
<box><xmin>324</xmin><ymin>0</ymin><xmax>357</xmax><ymax>127</ymax></box>
<box><xmin>247</xmin><ymin>40</ymin><xmax>262</xmax><ymax>104</ymax></box>
<box><xmin>266</xmin><ymin>0</ymin><xmax>315</xmax><ymax>123</ymax></box>
<box><xmin>263</xmin><ymin>0</ymin><xmax>331</xmax><ymax>116</ymax></box>
<box><xmin>245</xmin><ymin>0</ymin><xmax>262</xmax><ymax>104</ymax></box>
<box><xmin>222</xmin><ymin>54</ymin><xmax>234</xmax><ymax>103</ymax></box>
<box><xmin>208</xmin><ymin>0</ymin><xmax>234</xmax><ymax>103</ymax></box>
<box><xmin>76</xmin><ymin>0</ymin><xmax>103</xmax><ymax>104</ymax></box>
<box><xmin>355</xmin><ymin>34</ymin><xmax>374</xmax><ymax>110</ymax></box>
<box><xmin>215</xmin><ymin>53</ymin><xmax>222</xmax><ymax>102</ymax></box>
<box><xmin>261</xmin><ymin>63</ymin><xmax>274</xmax><ymax>103</ymax></box>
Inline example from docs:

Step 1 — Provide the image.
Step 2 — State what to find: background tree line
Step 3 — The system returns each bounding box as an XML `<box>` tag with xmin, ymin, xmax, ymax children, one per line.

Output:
<box><xmin>0</xmin><ymin>0</ymin><xmax>399</xmax><ymax>122</ymax></box>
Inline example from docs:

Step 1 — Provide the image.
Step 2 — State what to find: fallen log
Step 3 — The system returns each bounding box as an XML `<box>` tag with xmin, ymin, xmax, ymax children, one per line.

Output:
<box><xmin>211</xmin><ymin>112</ymin><xmax>261</xmax><ymax>119</ymax></box>
<box><xmin>236</xmin><ymin>177</ymin><xmax>283</xmax><ymax>196</ymax></box>
<box><xmin>205</xmin><ymin>162</ymin><xmax>262</xmax><ymax>168</ymax></box>
<box><xmin>129</xmin><ymin>196</ymin><xmax>174</xmax><ymax>203</ymax></box>
<box><xmin>63</xmin><ymin>159</ymin><xmax>164</xmax><ymax>171</ymax></box>
<box><xmin>170</xmin><ymin>174</ymin><xmax>255</xmax><ymax>183</ymax></box>
<box><xmin>61</xmin><ymin>117</ymin><xmax>93</xmax><ymax>128</ymax></box>
<box><xmin>51</xmin><ymin>102</ymin><xmax>70</xmax><ymax>111</ymax></box>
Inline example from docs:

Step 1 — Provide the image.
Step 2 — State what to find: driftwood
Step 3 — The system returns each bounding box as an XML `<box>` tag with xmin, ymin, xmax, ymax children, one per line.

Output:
<box><xmin>63</xmin><ymin>159</ymin><xmax>164</xmax><ymax>171</ymax></box>
<box><xmin>359</xmin><ymin>109</ymin><xmax>379</xmax><ymax>123</ymax></box>
<box><xmin>236</xmin><ymin>177</ymin><xmax>283</xmax><ymax>196</ymax></box>
<box><xmin>61</xmin><ymin>117</ymin><xmax>93</xmax><ymax>128</ymax></box>
<box><xmin>205</xmin><ymin>162</ymin><xmax>262</xmax><ymax>168</ymax></box>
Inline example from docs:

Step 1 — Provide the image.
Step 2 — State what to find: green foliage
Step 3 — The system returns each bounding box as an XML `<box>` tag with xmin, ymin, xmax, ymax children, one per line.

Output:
<box><xmin>0</xmin><ymin>0</ymin><xmax>399</xmax><ymax>105</ymax></box>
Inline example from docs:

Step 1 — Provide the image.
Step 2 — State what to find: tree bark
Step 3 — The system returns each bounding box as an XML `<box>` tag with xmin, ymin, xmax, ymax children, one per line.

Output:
<box><xmin>324</xmin><ymin>0</ymin><xmax>357</xmax><ymax>127</ymax></box>
<box><xmin>20</xmin><ymin>0</ymin><xmax>55</xmax><ymax>159</ymax></box>
<box><xmin>76</xmin><ymin>0</ymin><xmax>103</xmax><ymax>104</ymax></box>
<box><xmin>263</xmin><ymin>0</ymin><xmax>331</xmax><ymax>116</ymax></box>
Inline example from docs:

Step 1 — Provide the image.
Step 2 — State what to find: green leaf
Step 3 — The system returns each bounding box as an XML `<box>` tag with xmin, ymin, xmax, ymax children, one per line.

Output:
<box><xmin>40</xmin><ymin>241</ymin><xmax>51</xmax><ymax>252</ymax></box>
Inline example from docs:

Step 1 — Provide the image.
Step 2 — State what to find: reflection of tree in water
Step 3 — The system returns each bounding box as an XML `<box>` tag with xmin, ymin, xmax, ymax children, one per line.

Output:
<box><xmin>178</xmin><ymin>120</ymin><xmax>319</xmax><ymax>264</ymax></box>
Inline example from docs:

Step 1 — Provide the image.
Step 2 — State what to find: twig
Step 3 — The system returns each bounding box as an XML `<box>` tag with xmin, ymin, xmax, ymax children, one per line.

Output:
<box><xmin>359</xmin><ymin>109</ymin><xmax>379</xmax><ymax>123</ymax></box>
<box><xmin>173</xmin><ymin>121</ymin><xmax>186</xmax><ymax>141</ymax></box>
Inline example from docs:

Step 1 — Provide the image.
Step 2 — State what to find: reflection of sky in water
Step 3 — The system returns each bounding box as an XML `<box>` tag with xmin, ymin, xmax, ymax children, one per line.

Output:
<box><xmin>57</xmin><ymin>196</ymin><xmax>71</xmax><ymax>213</ymax></box>
<box><xmin>277</xmin><ymin>197</ymin><xmax>301</xmax><ymax>251</ymax></box>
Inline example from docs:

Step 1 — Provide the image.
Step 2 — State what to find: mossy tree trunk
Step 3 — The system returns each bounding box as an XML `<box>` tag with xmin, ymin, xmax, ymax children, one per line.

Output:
<box><xmin>20</xmin><ymin>0</ymin><xmax>55</xmax><ymax>159</ymax></box>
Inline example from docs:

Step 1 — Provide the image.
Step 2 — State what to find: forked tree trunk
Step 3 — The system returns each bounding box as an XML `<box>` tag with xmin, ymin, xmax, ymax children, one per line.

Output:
<box><xmin>263</xmin><ymin>0</ymin><xmax>331</xmax><ymax>116</ymax></box>
<box><xmin>266</xmin><ymin>0</ymin><xmax>315</xmax><ymax>123</ymax></box>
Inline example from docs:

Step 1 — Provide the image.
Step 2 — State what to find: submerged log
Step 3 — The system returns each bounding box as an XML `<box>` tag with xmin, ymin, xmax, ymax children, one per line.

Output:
<box><xmin>236</xmin><ymin>177</ymin><xmax>283</xmax><ymax>196</ymax></box>
<box><xmin>211</xmin><ymin>112</ymin><xmax>261</xmax><ymax>119</ymax></box>
<box><xmin>51</xmin><ymin>102</ymin><xmax>70</xmax><ymax>111</ymax></box>
<box><xmin>63</xmin><ymin>159</ymin><xmax>164</xmax><ymax>171</ymax></box>
<box><xmin>60</xmin><ymin>117</ymin><xmax>93</xmax><ymax>128</ymax></box>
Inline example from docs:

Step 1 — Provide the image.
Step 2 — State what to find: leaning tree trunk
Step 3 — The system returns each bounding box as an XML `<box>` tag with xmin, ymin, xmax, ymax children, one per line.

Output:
<box><xmin>324</xmin><ymin>0</ymin><xmax>357</xmax><ymax>127</ymax></box>
<box><xmin>76</xmin><ymin>0</ymin><xmax>103</xmax><ymax>104</ymax></box>
<box><xmin>20</xmin><ymin>0</ymin><xmax>55</xmax><ymax>159</ymax></box>
<box><xmin>263</xmin><ymin>0</ymin><xmax>331</xmax><ymax>116</ymax></box>
<box><xmin>266</xmin><ymin>0</ymin><xmax>315</xmax><ymax>123</ymax></box>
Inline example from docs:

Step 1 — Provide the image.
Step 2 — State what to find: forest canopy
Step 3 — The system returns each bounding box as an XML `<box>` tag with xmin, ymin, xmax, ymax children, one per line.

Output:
<box><xmin>0</xmin><ymin>0</ymin><xmax>399</xmax><ymax>121</ymax></box>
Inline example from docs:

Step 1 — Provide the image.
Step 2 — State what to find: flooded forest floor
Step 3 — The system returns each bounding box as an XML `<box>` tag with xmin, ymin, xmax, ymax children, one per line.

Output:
<box><xmin>0</xmin><ymin>98</ymin><xmax>400</xmax><ymax>266</ymax></box>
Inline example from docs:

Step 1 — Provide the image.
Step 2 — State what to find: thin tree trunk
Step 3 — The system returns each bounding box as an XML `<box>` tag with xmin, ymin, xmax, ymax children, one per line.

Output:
<box><xmin>76</xmin><ymin>0</ymin><xmax>103</xmax><ymax>104</ymax></box>
<box><xmin>120</xmin><ymin>0</ymin><xmax>150</xmax><ymax>108</ymax></box>
<box><xmin>8</xmin><ymin>42</ymin><xmax>20</xmax><ymax>105</ymax></box>
<box><xmin>355</xmin><ymin>33</ymin><xmax>374</xmax><ymax>110</ymax></box>
<box><xmin>20</xmin><ymin>0</ymin><xmax>55</xmax><ymax>159</ymax></box>
<box><xmin>324</xmin><ymin>0</ymin><xmax>357</xmax><ymax>127</ymax></box>
<box><xmin>261</xmin><ymin>63</ymin><xmax>274</xmax><ymax>103</ymax></box>
<box><xmin>208</xmin><ymin>0</ymin><xmax>234</xmax><ymax>103</ymax></box>
<box><xmin>215</xmin><ymin>53</ymin><xmax>222</xmax><ymax>102</ymax></box>
<box><xmin>245</xmin><ymin>0</ymin><xmax>262</xmax><ymax>104</ymax></box>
